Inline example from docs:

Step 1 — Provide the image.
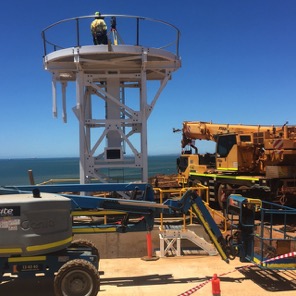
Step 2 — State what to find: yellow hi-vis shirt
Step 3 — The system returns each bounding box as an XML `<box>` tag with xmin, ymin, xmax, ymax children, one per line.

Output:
<box><xmin>91</xmin><ymin>19</ymin><xmax>107</xmax><ymax>33</ymax></box>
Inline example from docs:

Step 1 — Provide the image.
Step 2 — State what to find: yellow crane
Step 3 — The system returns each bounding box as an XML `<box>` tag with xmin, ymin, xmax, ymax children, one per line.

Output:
<box><xmin>175</xmin><ymin>121</ymin><xmax>296</xmax><ymax>208</ymax></box>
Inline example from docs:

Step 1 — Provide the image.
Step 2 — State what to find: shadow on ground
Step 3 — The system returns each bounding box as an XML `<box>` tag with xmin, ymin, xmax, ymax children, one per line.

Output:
<box><xmin>0</xmin><ymin>278</ymin><xmax>55</xmax><ymax>296</ymax></box>
<box><xmin>1</xmin><ymin>267</ymin><xmax>296</xmax><ymax>295</ymax></box>
<box><xmin>100</xmin><ymin>273</ymin><xmax>244</xmax><ymax>287</ymax></box>
<box><xmin>0</xmin><ymin>273</ymin><xmax>243</xmax><ymax>295</ymax></box>
<box><xmin>238</xmin><ymin>266</ymin><xmax>296</xmax><ymax>291</ymax></box>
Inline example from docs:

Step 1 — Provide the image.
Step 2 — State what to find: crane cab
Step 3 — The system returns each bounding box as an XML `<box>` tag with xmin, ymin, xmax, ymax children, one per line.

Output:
<box><xmin>215</xmin><ymin>133</ymin><xmax>262</xmax><ymax>174</ymax></box>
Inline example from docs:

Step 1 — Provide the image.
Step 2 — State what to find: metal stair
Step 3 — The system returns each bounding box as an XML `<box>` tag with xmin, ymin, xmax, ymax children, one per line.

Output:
<box><xmin>159</xmin><ymin>225</ymin><xmax>218</xmax><ymax>257</ymax></box>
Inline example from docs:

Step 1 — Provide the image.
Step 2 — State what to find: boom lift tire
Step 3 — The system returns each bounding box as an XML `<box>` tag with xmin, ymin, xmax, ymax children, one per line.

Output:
<box><xmin>54</xmin><ymin>259</ymin><xmax>100</xmax><ymax>296</ymax></box>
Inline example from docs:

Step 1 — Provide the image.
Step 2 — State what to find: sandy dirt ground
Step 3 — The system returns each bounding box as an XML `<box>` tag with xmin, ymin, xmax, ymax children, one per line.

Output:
<box><xmin>1</xmin><ymin>255</ymin><xmax>296</xmax><ymax>296</ymax></box>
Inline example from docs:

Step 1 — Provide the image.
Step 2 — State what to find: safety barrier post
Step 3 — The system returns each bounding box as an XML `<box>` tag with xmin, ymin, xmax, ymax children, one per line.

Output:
<box><xmin>141</xmin><ymin>231</ymin><xmax>159</xmax><ymax>261</ymax></box>
<box><xmin>147</xmin><ymin>231</ymin><xmax>152</xmax><ymax>257</ymax></box>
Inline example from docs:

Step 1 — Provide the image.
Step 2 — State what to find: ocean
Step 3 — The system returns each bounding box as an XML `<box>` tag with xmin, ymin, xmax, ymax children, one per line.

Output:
<box><xmin>0</xmin><ymin>155</ymin><xmax>178</xmax><ymax>186</ymax></box>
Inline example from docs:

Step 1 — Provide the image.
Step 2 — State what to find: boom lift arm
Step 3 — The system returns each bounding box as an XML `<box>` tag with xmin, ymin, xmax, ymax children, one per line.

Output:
<box><xmin>163</xmin><ymin>190</ymin><xmax>230</xmax><ymax>263</ymax></box>
<box><xmin>163</xmin><ymin>188</ymin><xmax>296</xmax><ymax>269</ymax></box>
<box><xmin>1</xmin><ymin>183</ymin><xmax>159</xmax><ymax>235</ymax></box>
<box><xmin>1</xmin><ymin>184</ymin><xmax>232</xmax><ymax>262</ymax></box>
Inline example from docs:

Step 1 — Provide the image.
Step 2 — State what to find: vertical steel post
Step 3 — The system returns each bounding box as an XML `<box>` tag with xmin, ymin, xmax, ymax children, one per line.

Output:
<box><xmin>141</xmin><ymin>50</ymin><xmax>148</xmax><ymax>182</ymax></box>
<box><xmin>76</xmin><ymin>71</ymin><xmax>86</xmax><ymax>184</ymax></box>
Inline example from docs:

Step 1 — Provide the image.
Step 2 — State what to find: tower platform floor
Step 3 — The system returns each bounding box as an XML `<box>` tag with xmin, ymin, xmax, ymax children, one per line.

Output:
<box><xmin>44</xmin><ymin>44</ymin><xmax>181</xmax><ymax>81</ymax></box>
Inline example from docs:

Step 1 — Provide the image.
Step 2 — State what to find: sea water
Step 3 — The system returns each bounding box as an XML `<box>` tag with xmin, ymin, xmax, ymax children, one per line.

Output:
<box><xmin>0</xmin><ymin>155</ymin><xmax>178</xmax><ymax>186</ymax></box>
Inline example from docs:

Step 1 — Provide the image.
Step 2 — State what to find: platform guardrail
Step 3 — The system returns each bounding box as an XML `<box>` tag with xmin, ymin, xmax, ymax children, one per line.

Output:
<box><xmin>41</xmin><ymin>14</ymin><xmax>181</xmax><ymax>57</ymax></box>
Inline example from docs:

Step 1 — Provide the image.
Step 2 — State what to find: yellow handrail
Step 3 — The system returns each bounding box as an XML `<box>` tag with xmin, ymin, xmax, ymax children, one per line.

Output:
<box><xmin>153</xmin><ymin>186</ymin><xmax>211</xmax><ymax>230</ymax></box>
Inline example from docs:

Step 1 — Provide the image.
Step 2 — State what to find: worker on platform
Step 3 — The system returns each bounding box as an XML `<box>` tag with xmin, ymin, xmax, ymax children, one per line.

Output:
<box><xmin>91</xmin><ymin>12</ymin><xmax>108</xmax><ymax>45</ymax></box>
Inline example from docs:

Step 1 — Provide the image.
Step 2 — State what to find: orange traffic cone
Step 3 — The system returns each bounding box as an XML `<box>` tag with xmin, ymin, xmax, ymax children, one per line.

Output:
<box><xmin>212</xmin><ymin>273</ymin><xmax>221</xmax><ymax>296</ymax></box>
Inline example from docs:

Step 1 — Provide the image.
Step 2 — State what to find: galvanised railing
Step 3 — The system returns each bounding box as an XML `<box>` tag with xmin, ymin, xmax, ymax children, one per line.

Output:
<box><xmin>41</xmin><ymin>14</ymin><xmax>181</xmax><ymax>57</ymax></box>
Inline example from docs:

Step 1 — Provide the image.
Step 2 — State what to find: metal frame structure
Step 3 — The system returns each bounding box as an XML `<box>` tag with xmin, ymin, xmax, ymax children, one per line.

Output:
<box><xmin>41</xmin><ymin>14</ymin><xmax>181</xmax><ymax>183</ymax></box>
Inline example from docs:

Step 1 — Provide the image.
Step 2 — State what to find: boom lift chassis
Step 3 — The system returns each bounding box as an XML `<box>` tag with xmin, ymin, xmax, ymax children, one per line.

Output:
<box><xmin>1</xmin><ymin>183</ymin><xmax>296</xmax><ymax>295</ymax></box>
<box><xmin>0</xmin><ymin>183</ymin><xmax>158</xmax><ymax>296</ymax></box>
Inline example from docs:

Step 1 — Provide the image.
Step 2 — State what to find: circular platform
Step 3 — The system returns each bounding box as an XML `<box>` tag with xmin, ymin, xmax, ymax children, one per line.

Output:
<box><xmin>44</xmin><ymin>44</ymin><xmax>181</xmax><ymax>81</ymax></box>
<box><xmin>42</xmin><ymin>14</ymin><xmax>181</xmax><ymax>82</ymax></box>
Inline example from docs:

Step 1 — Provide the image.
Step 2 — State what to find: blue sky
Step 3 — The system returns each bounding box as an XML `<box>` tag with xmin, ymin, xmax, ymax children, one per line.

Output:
<box><xmin>1</xmin><ymin>0</ymin><xmax>296</xmax><ymax>158</ymax></box>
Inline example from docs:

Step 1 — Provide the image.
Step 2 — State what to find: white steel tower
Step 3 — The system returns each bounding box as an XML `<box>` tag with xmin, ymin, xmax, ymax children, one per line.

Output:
<box><xmin>42</xmin><ymin>14</ymin><xmax>181</xmax><ymax>183</ymax></box>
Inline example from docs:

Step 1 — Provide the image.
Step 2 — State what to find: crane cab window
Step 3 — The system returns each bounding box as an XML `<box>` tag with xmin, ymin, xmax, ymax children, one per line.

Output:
<box><xmin>240</xmin><ymin>135</ymin><xmax>251</xmax><ymax>142</ymax></box>
<box><xmin>216</xmin><ymin>134</ymin><xmax>236</xmax><ymax>157</ymax></box>
<box><xmin>177</xmin><ymin>157</ymin><xmax>188</xmax><ymax>172</ymax></box>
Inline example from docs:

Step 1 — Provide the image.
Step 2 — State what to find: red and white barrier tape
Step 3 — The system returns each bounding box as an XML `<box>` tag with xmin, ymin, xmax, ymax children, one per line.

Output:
<box><xmin>177</xmin><ymin>251</ymin><xmax>296</xmax><ymax>296</ymax></box>
<box><xmin>261</xmin><ymin>251</ymin><xmax>296</xmax><ymax>263</ymax></box>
